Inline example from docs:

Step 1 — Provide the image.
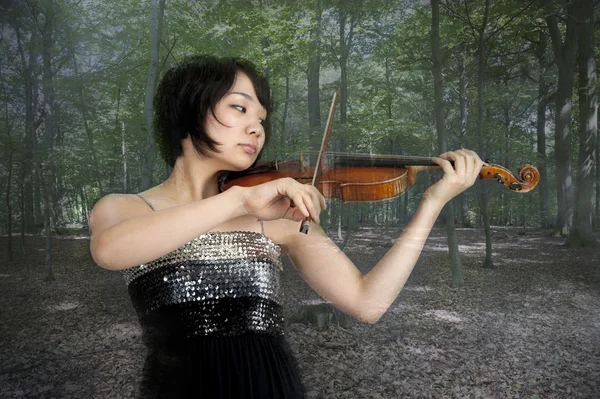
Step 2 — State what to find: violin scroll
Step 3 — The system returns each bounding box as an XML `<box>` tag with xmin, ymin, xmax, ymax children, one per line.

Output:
<box><xmin>479</xmin><ymin>162</ymin><xmax>540</xmax><ymax>193</ymax></box>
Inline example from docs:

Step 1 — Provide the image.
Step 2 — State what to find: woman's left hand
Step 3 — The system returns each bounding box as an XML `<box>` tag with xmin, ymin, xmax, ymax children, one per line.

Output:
<box><xmin>424</xmin><ymin>149</ymin><xmax>484</xmax><ymax>206</ymax></box>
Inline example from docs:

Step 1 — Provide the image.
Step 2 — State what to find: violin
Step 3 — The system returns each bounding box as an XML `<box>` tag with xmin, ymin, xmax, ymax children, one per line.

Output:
<box><xmin>219</xmin><ymin>89</ymin><xmax>540</xmax><ymax>233</ymax></box>
<box><xmin>219</xmin><ymin>152</ymin><xmax>540</xmax><ymax>202</ymax></box>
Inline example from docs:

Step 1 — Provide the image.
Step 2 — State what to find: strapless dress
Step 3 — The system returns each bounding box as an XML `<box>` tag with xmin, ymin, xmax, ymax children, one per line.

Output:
<box><xmin>121</xmin><ymin>231</ymin><xmax>306</xmax><ymax>398</ymax></box>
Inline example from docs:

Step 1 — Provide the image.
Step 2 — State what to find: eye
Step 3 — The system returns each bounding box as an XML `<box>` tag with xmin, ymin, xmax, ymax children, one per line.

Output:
<box><xmin>258</xmin><ymin>118</ymin><xmax>265</xmax><ymax>124</ymax></box>
<box><xmin>232</xmin><ymin>105</ymin><xmax>246</xmax><ymax>113</ymax></box>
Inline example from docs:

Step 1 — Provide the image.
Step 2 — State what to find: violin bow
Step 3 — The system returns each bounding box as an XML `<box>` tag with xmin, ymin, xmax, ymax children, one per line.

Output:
<box><xmin>299</xmin><ymin>87</ymin><xmax>340</xmax><ymax>234</ymax></box>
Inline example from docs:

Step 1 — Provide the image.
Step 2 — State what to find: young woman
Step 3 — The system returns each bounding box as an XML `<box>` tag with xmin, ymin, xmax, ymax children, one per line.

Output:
<box><xmin>89</xmin><ymin>54</ymin><xmax>483</xmax><ymax>398</ymax></box>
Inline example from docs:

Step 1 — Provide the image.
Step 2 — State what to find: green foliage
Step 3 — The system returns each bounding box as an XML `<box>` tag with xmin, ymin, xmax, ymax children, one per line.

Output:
<box><xmin>0</xmin><ymin>0</ymin><xmax>582</xmax><ymax>231</ymax></box>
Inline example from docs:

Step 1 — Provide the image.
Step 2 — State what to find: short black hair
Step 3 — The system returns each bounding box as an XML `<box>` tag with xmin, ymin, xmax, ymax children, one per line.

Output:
<box><xmin>154</xmin><ymin>54</ymin><xmax>272</xmax><ymax>167</ymax></box>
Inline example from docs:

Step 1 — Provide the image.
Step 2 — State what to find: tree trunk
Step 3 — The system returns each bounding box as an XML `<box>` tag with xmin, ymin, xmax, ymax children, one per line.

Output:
<box><xmin>596</xmin><ymin>119</ymin><xmax>600</xmax><ymax>230</ymax></box>
<box><xmin>13</xmin><ymin>12</ymin><xmax>37</xmax><ymax>248</ymax></box>
<box><xmin>73</xmin><ymin>54</ymin><xmax>104</xmax><ymax>196</ymax></box>
<box><xmin>19</xmin><ymin>179</ymin><xmax>25</xmax><ymax>254</ymax></box>
<box><xmin>337</xmin><ymin>9</ymin><xmax>355</xmax><ymax>125</ymax></box>
<box><xmin>476</xmin><ymin>0</ymin><xmax>493</xmax><ymax>269</ymax></box>
<box><xmin>337</xmin><ymin>203</ymin><xmax>343</xmax><ymax>241</ymax></box>
<box><xmin>307</xmin><ymin>0</ymin><xmax>322</xmax><ymax>149</ymax></box>
<box><xmin>339</xmin><ymin>10</ymin><xmax>348</xmax><ymax>123</ymax></box>
<box><xmin>545</xmin><ymin>0</ymin><xmax>577</xmax><ymax>236</ymax></box>
<box><xmin>116</xmin><ymin>86</ymin><xmax>128</xmax><ymax>193</ymax></box>
<box><xmin>536</xmin><ymin>32</ymin><xmax>552</xmax><ymax>228</ymax></box>
<box><xmin>40</xmin><ymin>0</ymin><xmax>57</xmax><ymax>281</ymax></box>
<box><xmin>566</xmin><ymin>0</ymin><xmax>598</xmax><ymax>246</ymax></box>
<box><xmin>432</xmin><ymin>0</ymin><xmax>463</xmax><ymax>286</ymax></box>
<box><xmin>280</xmin><ymin>75</ymin><xmax>290</xmax><ymax>147</ymax></box>
<box><xmin>141</xmin><ymin>0</ymin><xmax>166</xmax><ymax>190</ymax></box>
<box><xmin>34</xmin><ymin>168</ymin><xmax>42</xmax><ymax>226</ymax></box>
<box><xmin>403</xmin><ymin>190</ymin><xmax>409</xmax><ymax>224</ymax></box>
<box><xmin>81</xmin><ymin>188</ymin><xmax>88</xmax><ymax>228</ymax></box>
<box><xmin>4</xmin><ymin>102</ymin><xmax>14</xmax><ymax>262</ymax></box>
<box><xmin>502</xmin><ymin>91</ymin><xmax>512</xmax><ymax>226</ymax></box>
<box><xmin>385</xmin><ymin>56</ymin><xmax>393</xmax><ymax>120</ymax></box>
<box><xmin>457</xmin><ymin>46</ymin><xmax>469</xmax><ymax>226</ymax></box>
<box><xmin>122</xmin><ymin>122</ymin><xmax>127</xmax><ymax>193</ymax></box>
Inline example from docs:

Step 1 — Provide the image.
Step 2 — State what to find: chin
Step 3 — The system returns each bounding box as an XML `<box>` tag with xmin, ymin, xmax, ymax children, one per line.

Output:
<box><xmin>227</xmin><ymin>160</ymin><xmax>257</xmax><ymax>172</ymax></box>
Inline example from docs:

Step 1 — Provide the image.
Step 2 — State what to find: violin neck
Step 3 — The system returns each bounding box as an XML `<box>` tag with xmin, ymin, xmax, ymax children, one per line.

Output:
<box><xmin>329</xmin><ymin>152</ymin><xmax>444</xmax><ymax>168</ymax></box>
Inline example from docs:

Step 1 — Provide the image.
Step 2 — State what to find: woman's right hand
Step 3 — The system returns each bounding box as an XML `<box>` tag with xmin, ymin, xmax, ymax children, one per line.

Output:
<box><xmin>239</xmin><ymin>178</ymin><xmax>326</xmax><ymax>224</ymax></box>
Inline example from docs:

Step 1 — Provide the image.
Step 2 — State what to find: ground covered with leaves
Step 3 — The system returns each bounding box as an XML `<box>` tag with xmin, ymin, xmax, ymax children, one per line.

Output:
<box><xmin>1</xmin><ymin>227</ymin><xmax>599</xmax><ymax>398</ymax></box>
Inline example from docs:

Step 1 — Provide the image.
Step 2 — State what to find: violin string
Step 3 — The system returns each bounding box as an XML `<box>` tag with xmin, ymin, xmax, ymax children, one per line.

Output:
<box><xmin>302</xmin><ymin>150</ymin><xmax>436</xmax><ymax>164</ymax></box>
<box><xmin>328</xmin><ymin>152</ymin><xmax>437</xmax><ymax>166</ymax></box>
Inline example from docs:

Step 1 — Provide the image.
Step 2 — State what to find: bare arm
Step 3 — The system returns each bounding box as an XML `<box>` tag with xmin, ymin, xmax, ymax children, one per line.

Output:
<box><xmin>274</xmin><ymin>196</ymin><xmax>443</xmax><ymax>324</ymax></box>
<box><xmin>273</xmin><ymin>150</ymin><xmax>482</xmax><ymax>324</ymax></box>
<box><xmin>90</xmin><ymin>176</ymin><xmax>324</xmax><ymax>271</ymax></box>
<box><xmin>90</xmin><ymin>186</ymin><xmax>246</xmax><ymax>270</ymax></box>
<box><xmin>358</xmin><ymin>196</ymin><xmax>444</xmax><ymax>322</ymax></box>
<box><xmin>362</xmin><ymin>150</ymin><xmax>482</xmax><ymax>321</ymax></box>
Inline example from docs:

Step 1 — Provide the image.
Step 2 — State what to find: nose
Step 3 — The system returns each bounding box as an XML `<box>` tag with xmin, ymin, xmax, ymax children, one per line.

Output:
<box><xmin>246</xmin><ymin>120</ymin><xmax>264</xmax><ymax>136</ymax></box>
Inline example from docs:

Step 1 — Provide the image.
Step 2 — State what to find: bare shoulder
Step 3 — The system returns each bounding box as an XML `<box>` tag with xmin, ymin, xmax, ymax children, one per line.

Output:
<box><xmin>90</xmin><ymin>193</ymin><xmax>150</xmax><ymax>238</ymax></box>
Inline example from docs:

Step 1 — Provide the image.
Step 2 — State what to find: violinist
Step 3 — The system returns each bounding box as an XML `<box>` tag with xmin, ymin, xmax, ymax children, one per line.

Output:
<box><xmin>89</xmin><ymin>54</ymin><xmax>483</xmax><ymax>398</ymax></box>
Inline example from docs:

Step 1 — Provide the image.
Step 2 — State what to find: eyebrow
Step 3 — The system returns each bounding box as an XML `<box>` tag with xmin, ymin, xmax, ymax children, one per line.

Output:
<box><xmin>229</xmin><ymin>92</ymin><xmax>255</xmax><ymax>101</ymax></box>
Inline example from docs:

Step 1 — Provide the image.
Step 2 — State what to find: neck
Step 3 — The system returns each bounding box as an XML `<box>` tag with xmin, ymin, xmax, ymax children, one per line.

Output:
<box><xmin>162</xmin><ymin>141</ymin><xmax>222</xmax><ymax>203</ymax></box>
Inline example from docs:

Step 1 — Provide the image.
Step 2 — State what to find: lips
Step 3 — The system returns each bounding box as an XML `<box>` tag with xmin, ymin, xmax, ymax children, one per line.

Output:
<box><xmin>240</xmin><ymin>144</ymin><xmax>257</xmax><ymax>154</ymax></box>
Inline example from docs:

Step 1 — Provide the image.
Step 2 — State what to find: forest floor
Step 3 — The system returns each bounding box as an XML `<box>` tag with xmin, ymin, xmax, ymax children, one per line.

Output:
<box><xmin>0</xmin><ymin>226</ymin><xmax>599</xmax><ymax>399</ymax></box>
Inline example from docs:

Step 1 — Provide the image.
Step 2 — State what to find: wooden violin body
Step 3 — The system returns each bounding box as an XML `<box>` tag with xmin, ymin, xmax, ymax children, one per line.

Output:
<box><xmin>221</xmin><ymin>160</ymin><xmax>414</xmax><ymax>203</ymax></box>
<box><xmin>220</xmin><ymin>153</ymin><xmax>540</xmax><ymax>202</ymax></box>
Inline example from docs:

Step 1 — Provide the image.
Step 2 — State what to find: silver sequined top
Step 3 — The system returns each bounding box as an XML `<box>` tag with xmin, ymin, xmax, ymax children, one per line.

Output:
<box><xmin>122</xmin><ymin>231</ymin><xmax>285</xmax><ymax>341</ymax></box>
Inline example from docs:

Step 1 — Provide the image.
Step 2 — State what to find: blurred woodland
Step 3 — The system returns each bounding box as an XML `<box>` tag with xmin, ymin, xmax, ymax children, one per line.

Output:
<box><xmin>1</xmin><ymin>1</ymin><xmax>600</xmax><ymax>398</ymax></box>
<box><xmin>0</xmin><ymin>0</ymin><xmax>598</xmax><ymax>280</ymax></box>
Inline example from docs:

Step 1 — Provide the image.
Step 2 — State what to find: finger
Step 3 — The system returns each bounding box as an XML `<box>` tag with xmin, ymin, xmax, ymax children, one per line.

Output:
<box><xmin>441</xmin><ymin>151</ymin><xmax>464</xmax><ymax>176</ymax></box>
<box><xmin>292</xmin><ymin>193</ymin><xmax>310</xmax><ymax>218</ymax></box>
<box><xmin>313</xmin><ymin>186</ymin><xmax>327</xmax><ymax>211</ymax></box>
<box><xmin>457</xmin><ymin>149</ymin><xmax>474</xmax><ymax>178</ymax></box>
<box><xmin>308</xmin><ymin>186</ymin><xmax>325</xmax><ymax>214</ymax></box>
<box><xmin>468</xmin><ymin>149</ymin><xmax>483</xmax><ymax>162</ymax></box>
<box><xmin>300</xmin><ymin>185</ymin><xmax>325</xmax><ymax>217</ymax></box>
<box><xmin>288</xmin><ymin>207</ymin><xmax>307</xmax><ymax>222</ymax></box>
<box><xmin>453</xmin><ymin>150</ymin><xmax>469</xmax><ymax>177</ymax></box>
<box><xmin>431</xmin><ymin>156</ymin><xmax>455</xmax><ymax>176</ymax></box>
<box><xmin>283</xmin><ymin>178</ymin><xmax>311</xmax><ymax>218</ymax></box>
<box><xmin>464</xmin><ymin>149</ymin><xmax>483</xmax><ymax>181</ymax></box>
<box><xmin>312</xmin><ymin>190</ymin><xmax>325</xmax><ymax>223</ymax></box>
<box><xmin>301</xmin><ymin>190</ymin><xmax>321</xmax><ymax>224</ymax></box>
<box><xmin>284</xmin><ymin>201</ymin><xmax>308</xmax><ymax>222</ymax></box>
<box><xmin>441</xmin><ymin>150</ymin><xmax>460</xmax><ymax>162</ymax></box>
<box><xmin>469</xmin><ymin>152</ymin><xmax>480</xmax><ymax>182</ymax></box>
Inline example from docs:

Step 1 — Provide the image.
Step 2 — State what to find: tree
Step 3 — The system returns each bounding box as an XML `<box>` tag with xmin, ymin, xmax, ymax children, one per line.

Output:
<box><xmin>307</xmin><ymin>0</ymin><xmax>323</xmax><ymax>149</ymax></box>
<box><xmin>566</xmin><ymin>0</ymin><xmax>598</xmax><ymax>247</ymax></box>
<box><xmin>140</xmin><ymin>0</ymin><xmax>167</xmax><ymax>190</ymax></box>
<box><xmin>544</xmin><ymin>0</ymin><xmax>578</xmax><ymax>236</ymax></box>
<box><xmin>444</xmin><ymin>0</ymin><xmax>537</xmax><ymax>267</ymax></box>
<box><xmin>12</xmin><ymin>4</ymin><xmax>41</xmax><ymax>250</ymax></box>
<box><xmin>2</xmin><ymin>69</ymin><xmax>16</xmax><ymax>262</ymax></box>
<box><xmin>39</xmin><ymin>0</ymin><xmax>59</xmax><ymax>280</ymax></box>
<box><xmin>431</xmin><ymin>0</ymin><xmax>463</xmax><ymax>286</ymax></box>
<box><xmin>532</xmin><ymin>30</ymin><xmax>554</xmax><ymax>228</ymax></box>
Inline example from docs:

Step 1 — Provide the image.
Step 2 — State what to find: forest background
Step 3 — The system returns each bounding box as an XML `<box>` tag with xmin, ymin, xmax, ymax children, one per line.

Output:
<box><xmin>1</xmin><ymin>0</ymin><xmax>599</xmax><ymax>276</ymax></box>
<box><xmin>0</xmin><ymin>0</ymin><xmax>600</xmax><ymax>397</ymax></box>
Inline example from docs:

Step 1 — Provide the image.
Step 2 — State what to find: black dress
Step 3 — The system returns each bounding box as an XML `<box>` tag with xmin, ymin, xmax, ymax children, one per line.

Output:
<box><xmin>122</xmin><ymin>195</ymin><xmax>306</xmax><ymax>398</ymax></box>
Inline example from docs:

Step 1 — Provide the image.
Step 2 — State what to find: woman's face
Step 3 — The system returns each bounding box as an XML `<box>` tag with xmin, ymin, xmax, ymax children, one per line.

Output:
<box><xmin>204</xmin><ymin>71</ymin><xmax>268</xmax><ymax>171</ymax></box>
